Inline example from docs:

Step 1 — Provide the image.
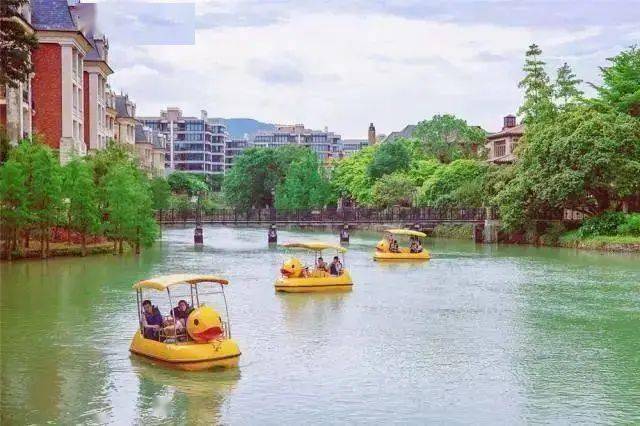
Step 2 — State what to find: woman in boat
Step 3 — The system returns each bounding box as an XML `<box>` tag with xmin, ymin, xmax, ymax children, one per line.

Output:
<box><xmin>172</xmin><ymin>300</ymin><xmax>193</xmax><ymax>332</ymax></box>
<box><xmin>330</xmin><ymin>256</ymin><xmax>343</xmax><ymax>276</ymax></box>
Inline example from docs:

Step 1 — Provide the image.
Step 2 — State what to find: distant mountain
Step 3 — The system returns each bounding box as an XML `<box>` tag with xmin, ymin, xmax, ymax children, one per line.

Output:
<box><xmin>214</xmin><ymin>118</ymin><xmax>275</xmax><ymax>139</ymax></box>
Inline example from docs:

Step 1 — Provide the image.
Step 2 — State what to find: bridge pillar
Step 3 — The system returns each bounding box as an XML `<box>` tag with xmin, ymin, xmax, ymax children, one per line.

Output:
<box><xmin>340</xmin><ymin>224</ymin><xmax>349</xmax><ymax>244</ymax></box>
<box><xmin>194</xmin><ymin>225</ymin><xmax>203</xmax><ymax>245</ymax></box>
<box><xmin>483</xmin><ymin>219</ymin><xmax>500</xmax><ymax>243</ymax></box>
<box><xmin>473</xmin><ymin>223</ymin><xmax>484</xmax><ymax>243</ymax></box>
<box><xmin>268</xmin><ymin>224</ymin><xmax>277</xmax><ymax>244</ymax></box>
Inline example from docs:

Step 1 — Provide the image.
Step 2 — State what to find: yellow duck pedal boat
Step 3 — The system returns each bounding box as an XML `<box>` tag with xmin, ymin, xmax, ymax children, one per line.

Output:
<box><xmin>374</xmin><ymin>229</ymin><xmax>431</xmax><ymax>261</ymax></box>
<box><xmin>276</xmin><ymin>242</ymin><xmax>353</xmax><ymax>293</ymax></box>
<box><xmin>129</xmin><ymin>274</ymin><xmax>241</xmax><ymax>371</ymax></box>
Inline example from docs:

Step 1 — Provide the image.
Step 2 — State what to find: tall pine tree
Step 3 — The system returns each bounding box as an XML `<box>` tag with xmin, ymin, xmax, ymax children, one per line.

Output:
<box><xmin>518</xmin><ymin>44</ymin><xmax>556</xmax><ymax>124</ymax></box>
<box><xmin>554</xmin><ymin>62</ymin><xmax>583</xmax><ymax>106</ymax></box>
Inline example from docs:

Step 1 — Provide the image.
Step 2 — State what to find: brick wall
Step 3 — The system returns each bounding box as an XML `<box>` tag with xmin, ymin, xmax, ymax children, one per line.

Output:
<box><xmin>32</xmin><ymin>43</ymin><xmax>62</xmax><ymax>149</ymax></box>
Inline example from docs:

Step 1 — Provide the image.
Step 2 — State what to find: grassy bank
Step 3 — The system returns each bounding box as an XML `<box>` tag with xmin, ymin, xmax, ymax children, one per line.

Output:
<box><xmin>556</xmin><ymin>230</ymin><xmax>640</xmax><ymax>252</ymax></box>
<box><xmin>431</xmin><ymin>223</ymin><xmax>473</xmax><ymax>239</ymax></box>
<box><xmin>2</xmin><ymin>241</ymin><xmax>116</xmax><ymax>261</ymax></box>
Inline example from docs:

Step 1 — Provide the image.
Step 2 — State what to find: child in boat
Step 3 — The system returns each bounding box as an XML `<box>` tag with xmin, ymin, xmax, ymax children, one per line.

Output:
<box><xmin>316</xmin><ymin>256</ymin><xmax>328</xmax><ymax>272</ymax></box>
<box><xmin>141</xmin><ymin>300</ymin><xmax>163</xmax><ymax>340</ymax></box>
<box><xmin>390</xmin><ymin>239</ymin><xmax>400</xmax><ymax>253</ymax></box>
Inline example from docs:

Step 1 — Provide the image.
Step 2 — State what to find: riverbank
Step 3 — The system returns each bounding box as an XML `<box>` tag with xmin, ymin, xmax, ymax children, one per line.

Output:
<box><xmin>1</xmin><ymin>241</ymin><xmax>115</xmax><ymax>261</ymax></box>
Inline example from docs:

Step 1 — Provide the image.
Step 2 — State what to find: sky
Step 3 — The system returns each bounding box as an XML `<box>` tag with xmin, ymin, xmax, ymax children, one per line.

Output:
<box><xmin>93</xmin><ymin>0</ymin><xmax>640</xmax><ymax>138</ymax></box>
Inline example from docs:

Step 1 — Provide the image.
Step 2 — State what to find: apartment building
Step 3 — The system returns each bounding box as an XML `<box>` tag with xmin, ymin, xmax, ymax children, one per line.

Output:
<box><xmin>139</xmin><ymin>108</ymin><xmax>227</xmax><ymax>175</ymax></box>
<box><xmin>104</xmin><ymin>85</ymin><xmax>117</xmax><ymax>141</ymax></box>
<box><xmin>0</xmin><ymin>2</ymin><xmax>34</xmax><ymax>142</ymax></box>
<box><xmin>31</xmin><ymin>0</ymin><xmax>93</xmax><ymax>163</ymax></box>
<box><xmin>134</xmin><ymin>123</ymin><xmax>166</xmax><ymax>177</ymax></box>
<box><xmin>114</xmin><ymin>93</ymin><xmax>137</xmax><ymax>147</ymax></box>
<box><xmin>225</xmin><ymin>138</ymin><xmax>249</xmax><ymax>171</ymax></box>
<box><xmin>252</xmin><ymin>124</ymin><xmax>341</xmax><ymax>160</ymax></box>
<box><xmin>339</xmin><ymin>139</ymin><xmax>369</xmax><ymax>157</ymax></box>
<box><xmin>486</xmin><ymin>115</ymin><xmax>524</xmax><ymax>164</ymax></box>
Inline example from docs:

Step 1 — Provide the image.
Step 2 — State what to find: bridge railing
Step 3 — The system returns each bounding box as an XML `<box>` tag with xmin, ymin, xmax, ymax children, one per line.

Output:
<box><xmin>158</xmin><ymin>207</ymin><xmax>498</xmax><ymax>224</ymax></box>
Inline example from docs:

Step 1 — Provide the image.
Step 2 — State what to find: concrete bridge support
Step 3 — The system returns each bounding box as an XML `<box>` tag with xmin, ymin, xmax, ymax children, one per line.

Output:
<box><xmin>483</xmin><ymin>219</ymin><xmax>500</xmax><ymax>243</ymax></box>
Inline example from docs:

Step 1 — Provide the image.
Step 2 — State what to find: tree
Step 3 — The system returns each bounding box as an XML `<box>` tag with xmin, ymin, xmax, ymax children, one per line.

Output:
<box><xmin>495</xmin><ymin>105</ymin><xmax>640</xmax><ymax>229</ymax></box>
<box><xmin>275</xmin><ymin>152</ymin><xmax>329</xmax><ymax>210</ymax></box>
<box><xmin>518</xmin><ymin>44</ymin><xmax>556</xmax><ymax>124</ymax></box>
<box><xmin>0</xmin><ymin>126</ymin><xmax>12</xmax><ymax>164</ymax></box>
<box><xmin>150</xmin><ymin>177</ymin><xmax>171</xmax><ymax>214</ymax></box>
<box><xmin>371</xmin><ymin>173</ymin><xmax>416</xmax><ymax>208</ymax></box>
<box><xmin>167</xmin><ymin>171</ymin><xmax>208</xmax><ymax>196</ymax></box>
<box><xmin>408</xmin><ymin>159</ymin><xmax>441</xmax><ymax>187</ymax></box>
<box><xmin>128</xmin><ymin>173</ymin><xmax>159</xmax><ymax>254</ymax></box>
<box><xmin>591</xmin><ymin>45</ymin><xmax>640</xmax><ymax>117</ymax></box>
<box><xmin>331</xmin><ymin>146</ymin><xmax>376</xmax><ymax>205</ymax></box>
<box><xmin>412</xmin><ymin>115</ymin><xmax>486</xmax><ymax>163</ymax></box>
<box><xmin>0</xmin><ymin>158</ymin><xmax>27</xmax><ymax>259</ymax></box>
<box><xmin>418</xmin><ymin>159</ymin><xmax>487</xmax><ymax>208</ymax></box>
<box><xmin>367</xmin><ymin>141</ymin><xmax>411</xmax><ymax>179</ymax></box>
<box><xmin>223</xmin><ymin>146</ymin><xmax>309</xmax><ymax>209</ymax></box>
<box><xmin>554</xmin><ymin>62</ymin><xmax>583</xmax><ymax>106</ymax></box>
<box><xmin>63</xmin><ymin>159</ymin><xmax>100</xmax><ymax>256</ymax></box>
<box><xmin>0</xmin><ymin>0</ymin><xmax>38</xmax><ymax>88</ymax></box>
<box><xmin>102</xmin><ymin>164</ymin><xmax>138</xmax><ymax>254</ymax></box>
<box><xmin>28</xmin><ymin>144</ymin><xmax>63</xmax><ymax>258</ymax></box>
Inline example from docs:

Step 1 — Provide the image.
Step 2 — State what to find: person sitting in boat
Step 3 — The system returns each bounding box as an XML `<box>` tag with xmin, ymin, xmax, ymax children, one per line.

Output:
<box><xmin>390</xmin><ymin>239</ymin><xmax>400</xmax><ymax>253</ymax></box>
<box><xmin>330</xmin><ymin>256</ymin><xmax>343</xmax><ymax>276</ymax></box>
<box><xmin>316</xmin><ymin>256</ymin><xmax>328</xmax><ymax>273</ymax></box>
<box><xmin>141</xmin><ymin>300</ymin><xmax>163</xmax><ymax>340</ymax></box>
<box><xmin>410</xmin><ymin>238</ymin><xmax>423</xmax><ymax>253</ymax></box>
<box><xmin>172</xmin><ymin>300</ymin><xmax>193</xmax><ymax>331</ymax></box>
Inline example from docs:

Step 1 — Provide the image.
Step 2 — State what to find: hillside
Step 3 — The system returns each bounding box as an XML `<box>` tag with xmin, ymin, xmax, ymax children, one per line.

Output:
<box><xmin>215</xmin><ymin>118</ymin><xmax>275</xmax><ymax>139</ymax></box>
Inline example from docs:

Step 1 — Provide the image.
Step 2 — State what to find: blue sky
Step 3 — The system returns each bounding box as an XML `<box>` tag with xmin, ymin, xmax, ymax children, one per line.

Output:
<box><xmin>95</xmin><ymin>0</ymin><xmax>640</xmax><ymax>137</ymax></box>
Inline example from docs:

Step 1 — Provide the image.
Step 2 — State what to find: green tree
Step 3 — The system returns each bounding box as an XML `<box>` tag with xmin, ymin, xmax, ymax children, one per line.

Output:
<box><xmin>0</xmin><ymin>158</ymin><xmax>27</xmax><ymax>259</ymax></box>
<box><xmin>367</xmin><ymin>141</ymin><xmax>411</xmax><ymax>179</ymax></box>
<box><xmin>591</xmin><ymin>45</ymin><xmax>640</xmax><ymax>117</ymax></box>
<box><xmin>495</xmin><ymin>105</ymin><xmax>640</xmax><ymax>229</ymax></box>
<box><xmin>0</xmin><ymin>0</ymin><xmax>38</xmax><ymax>88</ymax></box>
<box><xmin>128</xmin><ymin>173</ymin><xmax>159</xmax><ymax>254</ymax></box>
<box><xmin>554</xmin><ymin>62</ymin><xmax>583</xmax><ymax>106</ymax></box>
<box><xmin>28</xmin><ymin>144</ymin><xmax>63</xmax><ymax>258</ymax></box>
<box><xmin>408</xmin><ymin>159</ymin><xmax>441</xmax><ymax>187</ymax></box>
<box><xmin>167</xmin><ymin>171</ymin><xmax>209</xmax><ymax>196</ymax></box>
<box><xmin>102</xmin><ymin>164</ymin><xmax>138</xmax><ymax>254</ymax></box>
<box><xmin>412</xmin><ymin>115</ymin><xmax>486</xmax><ymax>163</ymax></box>
<box><xmin>150</xmin><ymin>177</ymin><xmax>171</xmax><ymax>213</ymax></box>
<box><xmin>419</xmin><ymin>159</ymin><xmax>487</xmax><ymax>208</ymax></box>
<box><xmin>63</xmin><ymin>159</ymin><xmax>100</xmax><ymax>256</ymax></box>
<box><xmin>518</xmin><ymin>43</ymin><xmax>556</xmax><ymax>124</ymax></box>
<box><xmin>331</xmin><ymin>146</ymin><xmax>376</xmax><ymax>205</ymax></box>
<box><xmin>275</xmin><ymin>152</ymin><xmax>329</xmax><ymax>210</ymax></box>
<box><xmin>0</xmin><ymin>126</ymin><xmax>12</xmax><ymax>164</ymax></box>
<box><xmin>371</xmin><ymin>173</ymin><xmax>416</xmax><ymax>208</ymax></box>
<box><xmin>223</xmin><ymin>146</ymin><xmax>309</xmax><ymax>209</ymax></box>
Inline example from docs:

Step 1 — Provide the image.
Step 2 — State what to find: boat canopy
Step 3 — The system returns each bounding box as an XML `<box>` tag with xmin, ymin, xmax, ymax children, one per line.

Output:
<box><xmin>133</xmin><ymin>274</ymin><xmax>229</xmax><ymax>291</ymax></box>
<box><xmin>385</xmin><ymin>229</ymin><xmax>427</xmax><ymax>238</ymax></box>
<box><xmin>281</xmin><ymin>242</ymin><xmax>347</xmax><ymax>253</ymax></box>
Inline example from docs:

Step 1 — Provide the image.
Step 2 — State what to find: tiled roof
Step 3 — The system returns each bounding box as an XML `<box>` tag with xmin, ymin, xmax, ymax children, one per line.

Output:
<box><xmin>487</xmin><ymin>124</ymin><xmax>525</xmax><ymax>139</ymax></box>
<box><xmin>32</xmin><ymin>0</ymin><xmax>77</xmax><ymax>31</ymax></box>
<box><xmin>384</xmin><ymin>125</ymin><xmax>416</xmax><ymax>143</ymax></box>
<box><xmin>115</xmin><ymin>95</ymin><xmax>134</xmax><ymax>118</ymax></box>
<box><xmin>135</xmin><ymin>124</ymin><xmax>148</xmax><ymax>143</ymax></box>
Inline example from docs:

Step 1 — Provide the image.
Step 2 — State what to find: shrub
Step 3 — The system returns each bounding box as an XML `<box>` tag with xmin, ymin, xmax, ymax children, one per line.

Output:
<box><xmin>577</xmin><ymin>211</ymin><xmax>626</xmax><ymax>237</ymax></box>
<box><xmin>617</xmin><ymin>213</ymin><xmax>640</xmax><ymax>236</ymax></box>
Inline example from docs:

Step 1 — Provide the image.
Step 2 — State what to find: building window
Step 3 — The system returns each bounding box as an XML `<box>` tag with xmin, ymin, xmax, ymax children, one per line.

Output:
<box><xmin>494</xmin><ymin>140</ymin><xmax>506</xmax><ymax>157</ymax></box>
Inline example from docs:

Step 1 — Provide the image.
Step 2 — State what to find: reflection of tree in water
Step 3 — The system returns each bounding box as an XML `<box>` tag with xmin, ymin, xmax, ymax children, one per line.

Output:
<box><xmin>132</xmin><ymin>359</ymin><xmax>240</xmax><ymax>424</ymax></box>
<box><xmin>517</xmin><ymin>261</ymin><xmax>640</xmax><ymax>422</ymax></box>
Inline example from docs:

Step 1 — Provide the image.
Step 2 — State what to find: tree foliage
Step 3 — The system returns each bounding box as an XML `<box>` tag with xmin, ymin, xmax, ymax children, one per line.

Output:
<box><xmin>371</xmin><ymin>173</ymin><xmax>416</xmax><ymax>208</ymax></box>
<box><xmin>495</xmin><ymin>105</ymin><xmax>640</xmax><ymax>229</ymax></box>
<box><xmin>167</xmin><ymin>171</ymin><xmax>208</xmax><ymax>196</ymax></box>
<box><xmin>518</xmin><ymin>44</ymin><xmax>556</xmax><ymax>124</ymax></box>
<box><xmin>554</xmin><ymin>62</ymin><xmax>583</xmax><ymax>106</ymax></box>
<box><xmin>223</xmin><ymin>146</ymin><xmax>311</xmax><ymax>209</ymax></box>
<box><xmin>418</xmin><ymin>159</ymin><xmax>487</xmax><ymax>208</ymax></box>
<box><xmin>591</xmin><ymin>45</ymin><xmax>640</xmax><ymax>117</ymax></box>
<box><xmin>63</xmin><ymin>159</ymin><xmax>100</xmax><ymax>255</ymax></box>
<box><xmin>412</xmin><ymin>114</ymin><xmax>486</xmax><ymax>163</ymax></box>
<box><xmin>367</xmin><ymin>140</ymin><xmax>411</xmax><ymax>179</ymax></box>
<box><xmin>0</xmin><ymin>0</ymin><xmax>38</xmax><ymax>87</ymax></box>
<box><xmin>331</xmin><ymin>146</ymin><xmax>375</xmax><ymax>205</ymax></box>
<box><xmin>275</xmin><ymin>152</ymin><xmax>330</xmax><ymax>210</ymax></box>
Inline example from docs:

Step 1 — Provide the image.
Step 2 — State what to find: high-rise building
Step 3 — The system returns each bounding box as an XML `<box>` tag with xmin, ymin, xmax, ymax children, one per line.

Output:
<box><xmin>139</xmin><ymin>108</ymin><xmax>228</xmax><ymax>175</ymax></box>
<box><xmin>225</xmin><ymin>138</ymin><xmax>249</xmax><ymax>171</ymax></box>
<box><xmin>0</xmin><ymin>1</ymin><xmax>34</xmax><ymax>143</ymax></box>
<box><xmin>252</xmin><ymin>124</ymin><xmax>341</xmax><ymax>160</ymax></box>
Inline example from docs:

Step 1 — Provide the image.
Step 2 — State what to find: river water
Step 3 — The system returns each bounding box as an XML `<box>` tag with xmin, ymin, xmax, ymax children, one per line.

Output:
<box><xmin>1</xmin><ymin>226</ymin><xmax>639</xmax><ymax>424</ymax></box>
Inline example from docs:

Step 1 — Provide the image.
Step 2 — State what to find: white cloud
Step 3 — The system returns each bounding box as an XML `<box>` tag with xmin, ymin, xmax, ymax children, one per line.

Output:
<box><xmin>102</xmin><ymin>1</ymin><xmax>639</xmax><ymax>137</ymax></box>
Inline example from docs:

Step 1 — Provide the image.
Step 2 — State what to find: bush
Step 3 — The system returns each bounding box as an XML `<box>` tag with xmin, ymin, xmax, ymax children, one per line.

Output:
<box><xmin>577</xmin><ymin>211</ymin><xmax>626</xmax><ymax>237</ymax></box>
<box><xmin>617</xmin><ymin>213</ymin><xmax>640</xmax><ymax>236</ymax></box>
<box><xmin>540</xmin><ymin>222</ymin><xmax>566</xmax><ymax>245</ymax></box>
